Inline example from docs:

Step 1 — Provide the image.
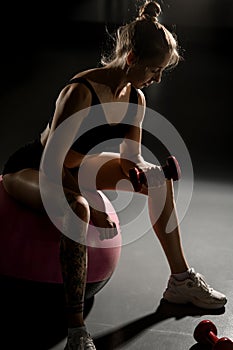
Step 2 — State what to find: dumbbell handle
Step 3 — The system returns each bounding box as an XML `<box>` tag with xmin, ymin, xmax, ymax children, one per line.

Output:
<box><xmin>207</xmin><ymin>331</ymin><xmax>233</xmax><ymax>349</ymax></box>
<box><xmin>129</xmin><ymin>156</ymin><xmax>181</xmax><ymax>192</ymax></box>
<box><xmin>208</xmin><ymin>331</ymin><xmax>221</xmax><ymax>346</ymax></box>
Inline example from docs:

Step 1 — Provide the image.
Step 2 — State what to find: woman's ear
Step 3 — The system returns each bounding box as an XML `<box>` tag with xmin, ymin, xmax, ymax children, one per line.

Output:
<box><xmin>126</xmin><ymin>51</ymin><xmax>137</xmax><ymax>66</ymax></box>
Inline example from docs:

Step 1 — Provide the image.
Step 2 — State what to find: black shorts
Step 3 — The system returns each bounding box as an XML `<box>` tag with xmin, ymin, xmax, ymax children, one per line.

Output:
<box><xmin>2</xmin><ymin>138</ymin><xmax>44</xmax><ymax>175</ymax></box>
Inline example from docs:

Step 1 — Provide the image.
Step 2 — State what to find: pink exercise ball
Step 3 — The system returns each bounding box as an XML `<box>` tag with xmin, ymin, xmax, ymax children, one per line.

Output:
<box><xmin>0</xmin><ymin>175</ymin><xmax>121</xmax><ymax>299</ymax></box>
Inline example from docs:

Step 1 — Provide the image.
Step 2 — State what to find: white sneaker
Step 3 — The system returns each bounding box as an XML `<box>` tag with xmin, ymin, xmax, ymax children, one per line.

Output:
<box><xmin>163</xmin><ymin>268</ymin><xmax>227</xmax><ymax>309</ymax></box>
<box><xmin>64</xmin><ymin>328</ymin><xmax>96</xmax><ymax>350</ymax></box>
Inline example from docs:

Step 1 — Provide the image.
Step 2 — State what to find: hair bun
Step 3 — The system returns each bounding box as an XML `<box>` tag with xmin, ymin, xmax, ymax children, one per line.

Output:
<box><xmin>138</xmin><ymin>1</ymin><xmax>161</xmax><ymax>21</ymax></box>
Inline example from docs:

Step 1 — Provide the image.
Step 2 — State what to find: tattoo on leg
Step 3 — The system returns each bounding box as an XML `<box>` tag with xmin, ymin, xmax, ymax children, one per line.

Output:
<box><xmin>60</xmin><ymin>233</ymin><xmax>87</xmax><ymax>312</ymax></box>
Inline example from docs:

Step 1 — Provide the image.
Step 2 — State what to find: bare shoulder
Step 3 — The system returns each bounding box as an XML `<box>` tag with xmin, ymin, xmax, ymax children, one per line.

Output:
<box><xmin>57</xmin><ymin>67</ymin><xmax>102</xmax><ymax>105</ymax></box>
<box><xmin>136</xmin><ymin>88</ymin><xmax>146</xmax><ymax>106</ymax></box>
<box><xmin>50</xmin><ymin>77</ymin><xmax>94</xmax><ymax>130</ymax></box>
<box><xmin>132</xmin><ymin>88</ymin><xmax>146</xmax><ymax>125</ymax></box>
<box><xmin>57</xmin><ymin>79</ymin><xmax>92</xmax><ymax>111</ymax></box>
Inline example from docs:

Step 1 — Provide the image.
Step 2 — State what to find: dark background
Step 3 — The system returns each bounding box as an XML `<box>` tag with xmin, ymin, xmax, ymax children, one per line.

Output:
<box><xmin>0</xmin><ymin>0</ymin><xmax>232</xmax><ymax>182</ymax></box>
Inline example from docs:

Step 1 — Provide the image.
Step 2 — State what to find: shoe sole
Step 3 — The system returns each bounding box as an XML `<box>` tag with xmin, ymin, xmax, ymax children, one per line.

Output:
<box><xmin>163</xmin><ymin>294</ymin><xmax>227</xmax><ymax>310</ymax></box>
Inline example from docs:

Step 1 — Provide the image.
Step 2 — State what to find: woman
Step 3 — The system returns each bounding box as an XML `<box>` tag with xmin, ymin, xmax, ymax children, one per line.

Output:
<box><xmin>2</xmin><ymin>1</ymin><xmax>227</xmax><ymax>349</ymax></box>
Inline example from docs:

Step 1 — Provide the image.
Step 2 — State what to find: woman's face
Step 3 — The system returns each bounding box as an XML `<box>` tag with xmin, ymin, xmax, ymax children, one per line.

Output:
<box><xmin>127</xmin><ymin>52</ymin><xmax>172</xmax><ymax>89</ymax></box>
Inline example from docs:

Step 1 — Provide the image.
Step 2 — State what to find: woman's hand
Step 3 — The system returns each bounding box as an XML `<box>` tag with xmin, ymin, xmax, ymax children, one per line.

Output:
<box><xmin>90</xmin><ymin>207</ymin><xmax>118</xmax><ymax>240</ymax></box>
<box><xmin>137</xmin><ymin>163</ymin><xmax>166</xmax><ymax>188</ymax></box>
<box><xmin>129</xmin><ymin>162</ymin><xmax>166</xmax><ymax>192</ymax></box>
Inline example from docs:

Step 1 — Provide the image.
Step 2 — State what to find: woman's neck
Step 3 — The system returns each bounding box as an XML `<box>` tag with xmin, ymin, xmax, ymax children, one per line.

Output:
<box><xmin>101</xmin><ymin>65</ymin><xmax>130</xmax><ymax>98</ymax></box>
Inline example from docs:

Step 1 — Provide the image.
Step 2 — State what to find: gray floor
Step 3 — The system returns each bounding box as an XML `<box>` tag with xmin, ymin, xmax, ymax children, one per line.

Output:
<box><xmin>47</xmin><ymin>178</ymin><xmax>233</xmax><ymax>350</ymax></box>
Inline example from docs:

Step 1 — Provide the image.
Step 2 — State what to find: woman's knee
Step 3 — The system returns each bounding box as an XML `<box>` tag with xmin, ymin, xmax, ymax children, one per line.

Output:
<box><xmin>66</xmin><ymin>192</ymin><xmax>90</xmax><ymax>223</ymax></box>
<box><xmin>62</xmin><ymin>193</ymin><xmax>90</xmax><ymax>243</ymax></box>
<box><xmin>75</xmin><ymin>195</ymin><xmax>90</xmax><ymax>222</ymax></box>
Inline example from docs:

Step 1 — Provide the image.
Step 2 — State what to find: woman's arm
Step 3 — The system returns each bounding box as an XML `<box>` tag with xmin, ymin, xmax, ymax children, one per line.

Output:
<box><xmin>120</xmin><ymin>89</ymin><xmax>165</xmax><ymax>188</ymax></box>
<box><xmin>120</xmin><ymin>88</ymin><xmax>149</xmax><ymax>174</ymax></box>
<box><xmin>44</xmin><ymin>82</ymin><xmax>92</xmax><ymax>170</ymax></box>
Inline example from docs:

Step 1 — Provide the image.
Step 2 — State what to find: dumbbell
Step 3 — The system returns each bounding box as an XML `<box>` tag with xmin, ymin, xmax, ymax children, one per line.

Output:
<box><xmin>129</xmin><ymin>155</ymin><xmax>181</xmax><ymax>192</ymax></box>
<box><xmin>193</xmin><ymin>319</ymin><xmax>233</xmax><ymax>350</ymax></box>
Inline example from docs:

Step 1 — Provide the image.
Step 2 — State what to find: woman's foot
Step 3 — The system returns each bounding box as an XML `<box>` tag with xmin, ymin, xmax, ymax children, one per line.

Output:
<box><xmin>64</xmin><ymin>327</ymin><xmax>96</xmax><ymax>350</ymax></box>
<box><xmin>163</xmin><ymin>268</ymin><xmax>227</xmax><ymax>309</ymax></box>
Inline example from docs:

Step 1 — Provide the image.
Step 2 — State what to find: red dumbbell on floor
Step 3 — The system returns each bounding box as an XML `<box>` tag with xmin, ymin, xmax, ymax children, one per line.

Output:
<box><xmin>129</xmin><ymin>155</ymin><xmax>181</xmax><ymax>192</ymax></box>
<box><xmin>194</xmin><ymin>320</ymin><xmax>233</xmax><ymax>350</ymax></box>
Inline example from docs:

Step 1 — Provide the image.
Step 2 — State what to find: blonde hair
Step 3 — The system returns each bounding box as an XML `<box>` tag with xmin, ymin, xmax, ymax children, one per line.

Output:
<box><xmin>101</xmin><ymin>1</ymin><xmax>180</xmax><ymax>69</ymax></box>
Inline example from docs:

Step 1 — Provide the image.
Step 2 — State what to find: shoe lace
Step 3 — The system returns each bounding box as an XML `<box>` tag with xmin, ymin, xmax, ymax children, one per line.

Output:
<box><xmin>81</xmin><ymin>335</ymin><xmax>96</xmax><ymax>350</ymax></box>
<box><xmin>67</xmin><ymin>334</ymin><xmax>96</xmax><ymax>350</ymax></box>
<box><xmin>192</xmin><ymin>272</ymin><xmax>213</xmax><ymax>294</ymax></box>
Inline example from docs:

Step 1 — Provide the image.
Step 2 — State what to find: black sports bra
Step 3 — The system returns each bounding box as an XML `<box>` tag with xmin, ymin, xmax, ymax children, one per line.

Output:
<box><xmin>49</xmin><ymin>77</ymin><xmax>139</xmax><ymax>155</ymax></box>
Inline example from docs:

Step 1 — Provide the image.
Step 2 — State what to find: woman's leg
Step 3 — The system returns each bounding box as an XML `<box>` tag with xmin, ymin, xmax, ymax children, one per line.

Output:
<box><xmin>77</xmin><ymin>153</ymin><xmax>189</xmax><ymax>274</ymax></box>
<box><xmin>2</xmin><ymin>169</ymin><xmax>90</xmax><ymax>328</ymax></box>
<box><xmin>72</xmin><ymin>156</ymin><xmax>130</xmax><ymax>233</ymax></box>
<box><xmin>148</xmin><ymin>180</ymin><xmax>189</xmax><ymax>274</ymax></box>
<box><xmin>59</xmin><ymin>192</ymin><xmax>90</xmax><ymax>328</ymax></box>
<box><xmin>79</xmin><ymin>153</ymin><xmax>228</xmax><ymax>309</ymax></box>
<box><xmin>2</xmin><ymin>169</ymin><xmax>44</xmax><ymax>211</ymax></box>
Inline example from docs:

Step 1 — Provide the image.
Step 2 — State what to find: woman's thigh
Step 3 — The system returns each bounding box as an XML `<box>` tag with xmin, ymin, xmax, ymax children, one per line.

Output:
<box><xmin>2</xmin><ymin>169</ymin><xmax>44</xmax><ymax>211</ymax></box>
<box><xmin>2</xmin><ymin>168</ymin><xmax>84</xmax><ymax>213</ymax></box>
<box><xmin>77</xmin><ymin>152</ymin><xmax>135</xmax><ymax>192</ymax></box>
